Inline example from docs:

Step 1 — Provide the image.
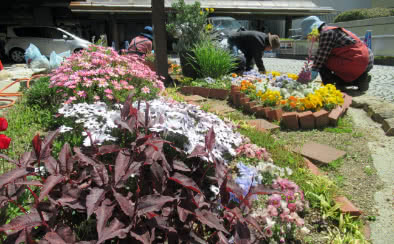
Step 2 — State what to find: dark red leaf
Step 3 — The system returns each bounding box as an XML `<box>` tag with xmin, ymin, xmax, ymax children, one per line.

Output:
<box><xmin>73</xmin><ymin>147</ymin><xmax>98</xmax><ymax>166</ymax></box>
<box><xmin>55</xmin><ymin>224</ymin><xmax>76</xmax><ymax>243</ymax></box>
<box><xmin>245</xmin><ymin>215</ymin><xmax>262</xmax><ymax>233</ymax></box>
<box><xmin>0</xmin><ymin>153</ymin><xmax>17</xmax><ymax>165</ymax></box>
<box><xmin>86</xmin><ymin>188</ymin><xmax>106</xmax><ymax>218</ymax></box>
<box><xmin>188</xmin><ymin>145</ymin><xmax>208</xmax><ymax>159</ymax></box>
<box><xmin>58</xmin><ymin>143</ymin><xmax>73</xmax><ymax>174</ymax></box>
<box><xmin>249</xmin><ymin>185</ymin><xmax>281</xmax><ymax>196</ymax></box>
<box><xmin>220</xmin><ymin>177</ymin><xmax>229</xmax><ymax>206</ymax></box>
<box><xmin>97</xmin><ymin>145</ymin><xmax>121</xmax><ymax>155</ymax></box>
<box><xmin>217</xmin><ymin>231</ymin><xmax>229</xmax><ymax>244</ymax></box>
<box><xmin>97</xmin><ymin>218</ymin><xmax>130</xmax><ymax>244</ymax></box>
<box><xmin>226</xmin><ymin>179</ymin><xmax>245</xmax><ymax>201</ymax></box>
<box><xmin>168</xmin><ymin>172</ymin><xmax>202</xmax><ymax>194</ymax></box>
<box><xmin>204</xmin><ymin>127</ymin><xmax>216</xmax><ymax>153</ymax></box>
<box><xmin>0</xmin><ymin>167</ymin><xmax>34</xmax><ymax>189</ymax></box>
<box><xmin>195</xmin><ymin>209</ymin><xmax>229</xmax><ymax>234</ymax></box>
<box><xmin>177</xmin><ymin>206</ymin><xmax>191</xmax><ymax>223</ymax></box>
<box><xmin>0</xmin><ymin>209</ymin><xmax>48</xmax><ymax>232</ymax></box>
<box><xmin>190</xmin><ymin>231</ymin><xmax>206</xmax><ymax>244</ymax></box>
<box><xmin>114</xmin><ymin>150</ymin><xmax>130</xmax><ymax>185</ymax></box>
<box><xmin>130</xmin><ymin>229</ymin><xmax>154</xmax><ymax>244</ymax></box>
<box><xmin>19</xmin><ymin>151</ymin><xmax>36</xmax><ymax>167</ymax></box>
<box><xmin>121</xmin><ymin>161</ymin><xmax>141</xmax><ymax>184</ymax></box>
<box><xmin>15</xmin><ymin>181</ymin><xmax>43</xmax><ymax>187</ymax></box>
<box><xmin>136</xmin><ymin>195</ymin><xmax>175</xmax><ymax>216</ymax></box>
<box><xmin>95</xmin><ymin>200</ymin><xmax>115</xmax><ymax>235</ymax></box>
<box><xmin>224</xmin><ymin>207</ymin><xmax>244</xmax><ymax>223</ymax></box>
<box><xmin>0</xmin><ymin>196</ymin><xmax>8</xmax><ymax>207</ymax></box>
<box><xmin>32</xmin><ymin>134</ymin><xmax>42</xmax><ymax>159</ymax></box>
<box><xmin>43</xmin><ymin>232</ymin><xmax>67</xmax><ymax>244</ymax></box>
<box><xmin>40</xmin><ymin>129</ymin><xmax>60</xmax><ymax>160</ymax></box>
<box><xmin>172</xmin><ymin>160</ymin><xmax>191</xmax><ymax>172</ymax></box>
<box><xmin>43</xmin><ymin>156</ymin><xmax>58</xmax><ymax>175</ymax></box>
<box><xmin>91</xmin><ymin>163</ymin><xmax>109</xmax><ymax>186</ymax></box>
<box><xmin>38</xmin><ymin>175</ymin><xmax>64</xmax><ymax>202</ymax></box>
<box><xmin>234</xmin><ymin>220</ymin><xmax>251</xmax><ymax>244</ymax></box>
<box><xmin>151</xmin><ymin>161</ymin><xmax>164</xmax><ymax>192</ymax></box>
<box><xmin>112</xmin><ymin>190</ymin><xmax>134</xmax><ymax>217</ymax></box>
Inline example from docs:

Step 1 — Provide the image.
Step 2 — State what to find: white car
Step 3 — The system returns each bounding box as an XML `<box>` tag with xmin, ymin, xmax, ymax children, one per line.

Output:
<box><xmin>4</xmin><ymin>26</ymin><xmax>91</xmax><ymax>63</ymax></box>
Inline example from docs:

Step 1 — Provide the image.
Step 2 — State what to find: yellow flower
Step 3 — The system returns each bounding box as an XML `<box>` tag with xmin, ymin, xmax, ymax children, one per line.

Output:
<box><xmin>205</xmin><ymin>8</ymin><xmax>209</xmax><ymax>12</ymax></box>
<box><xmin>210</xmin><ymin>8</ymin><xmax>214</xmax><ymax>13</ymax></box>
<box><xmin>200</xmin><ymin>11</ymin><xmax>203</xmax><ymax>15</ymax></box>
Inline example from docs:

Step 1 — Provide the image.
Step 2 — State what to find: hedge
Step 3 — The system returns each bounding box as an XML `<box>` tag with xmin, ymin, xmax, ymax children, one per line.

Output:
<box><xmin>334</xmin><ymin>8</ymin><xmax>394</xmax><ymax>23</ymax></box>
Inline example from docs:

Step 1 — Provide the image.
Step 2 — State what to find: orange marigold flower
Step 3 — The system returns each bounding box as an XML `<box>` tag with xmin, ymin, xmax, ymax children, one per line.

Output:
<box><xmin>290</xmin><ymin>102</ymin><xmax>297</xmax><ymax>108</ymax></box>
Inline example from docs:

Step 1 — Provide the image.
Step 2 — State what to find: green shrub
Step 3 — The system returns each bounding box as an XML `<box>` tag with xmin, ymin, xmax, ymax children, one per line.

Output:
<box><xmin>24</xmin><ymin>76</ymin><xmax>62</xmax><ymax>111</ymax></box>
<box><xmin>334</xmin><ymin>8</ymin><xmax>394</xmax><ymax>22</ymax></box>
<box><xmin>187</xmin><ymin>40</ymin><xmax>236</xmax><ymax>79</ymax></box>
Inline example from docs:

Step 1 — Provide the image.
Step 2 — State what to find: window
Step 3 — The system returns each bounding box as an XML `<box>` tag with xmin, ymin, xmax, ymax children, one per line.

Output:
<box><xmin>13</xmin><ymin>27</ymin><xmax>44</xmax><ymax>38</ymax></box>
<box><xmin>41</xmin><ymin>27</ymin><xmax>64</xmax><ymax>39</ymax></box>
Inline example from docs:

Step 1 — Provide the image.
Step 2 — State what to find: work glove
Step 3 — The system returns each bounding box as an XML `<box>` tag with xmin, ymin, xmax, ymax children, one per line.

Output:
<box><xmin>311</xmin><ymin>70</ymin><xmax>319</xmax><ymax>81</ymax></box>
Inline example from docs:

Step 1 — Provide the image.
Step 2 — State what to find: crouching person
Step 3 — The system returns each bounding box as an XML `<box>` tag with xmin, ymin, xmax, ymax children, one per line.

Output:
<box><xmin>301</xmin><ymin>16</ymin><xmax>374</xmax><ymax>92</ymax></box>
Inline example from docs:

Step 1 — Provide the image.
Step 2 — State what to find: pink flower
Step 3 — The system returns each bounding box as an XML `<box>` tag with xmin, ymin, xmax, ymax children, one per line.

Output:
<box><xmin>104</xmin><ymin>88</ymin><xmax>113</xmax><ymax>94</ymax></box>
<box><xmin>264</xmin><ymin>227</ymin><xmax>273</xmax><ymax>238</ymax></box>
<box><xmin>288</xmin><ymin>203</ymin><xmax>297</xmax><ymax>212</ymax></box>
<box><xmin>94</xmin><ymin>95</ymin><xmax>100</xmax><ymax>100</ymax></box>
<box><xmin>98</xmin><ymin>80</ymin><xmax>108</xmax><ymax>88</ymax></box>
<box><xmin>77</xmin><ymin>90</ymin><xmax>86</xmax><ymax>97</ymax></box>
<box><xmin>105</xmin><ymin>94</ymin><xmax>114</xmax><ymax>100</ymax></box>
<box><xmin>269</xmin><ymin>194</ymin><xmax>282</xmax><ymax>208</ymax></box>
<box><xmin>142</xmin><ymin>86</ymin><xmax>150</xmax><ymax>94</ymax></box>
<box><xmin>267</xmin><ymin>205</ymin><xmax>278</xmax><ymax>217</ymax></box>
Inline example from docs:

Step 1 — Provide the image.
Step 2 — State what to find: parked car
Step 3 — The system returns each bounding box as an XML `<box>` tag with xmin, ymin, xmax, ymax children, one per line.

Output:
<box><xmin>4</xmin><ymin>26</ymin><xmax>91</xmax><ymax>63</ymax></box>
<box><xmin>208</xmin><ymin>17</ymin><xmax>245</xmax><ymax>37</ymax></box>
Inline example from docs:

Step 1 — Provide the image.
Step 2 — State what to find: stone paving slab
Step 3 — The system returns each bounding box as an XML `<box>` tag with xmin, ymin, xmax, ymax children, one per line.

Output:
<box><xmin>293</xmin><ymin>142</ymin><xmax>346</xmax><ymax>164</ymax></box>
<box><xmin>208</xmin><ymin>104</ymin><xmax>236</xmax><ymax>115</ymax></box>
<box><xmin>183</xmin><ymin>95</ymin><xmax>207</xmax><ymax>103</ymax></box>
<box><xmin>247</xmin><ymin>119</ymin><xmax>280</xmax><ymax>132</ymax></box>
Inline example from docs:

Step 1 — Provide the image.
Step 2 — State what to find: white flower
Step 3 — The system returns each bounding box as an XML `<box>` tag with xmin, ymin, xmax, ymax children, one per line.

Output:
<box><xmin>210</xmin><ymin>185</ymin><xmax>220</xmax><ymax>195</ymax></box>
<box><xmin>59</xmin><ymin>125</ymin><xmax>73</xmax><ymax>133</ymax></box>
<box><xmin>301</xmin><ymin>227</ymin><xmax>310</xmax><ymax>234</ymax></box>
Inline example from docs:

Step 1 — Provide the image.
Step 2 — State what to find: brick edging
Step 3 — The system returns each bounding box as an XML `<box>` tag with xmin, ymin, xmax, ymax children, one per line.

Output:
<box><xmin>179</xmin><ymin>86</ymin><xmax>230</xmax><ymax>100</ymax></box>
<box><xmin>231</xmin><ymin>86</ymin><xmax>352</xmax><ymax>130</ymax></box>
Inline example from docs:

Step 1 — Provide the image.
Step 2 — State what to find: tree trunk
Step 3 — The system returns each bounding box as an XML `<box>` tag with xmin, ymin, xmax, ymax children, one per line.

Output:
<box><xmin>152</xmin><ymin>0</ymin><xmax>170</xmax><ymax>85</ymax></box>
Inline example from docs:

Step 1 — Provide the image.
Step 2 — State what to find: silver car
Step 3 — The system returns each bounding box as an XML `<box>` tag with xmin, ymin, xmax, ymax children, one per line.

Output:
<box><xmin>4</xmin><ymin>26</ymin><xmax>91</xmax><ymax>63</ymax></box>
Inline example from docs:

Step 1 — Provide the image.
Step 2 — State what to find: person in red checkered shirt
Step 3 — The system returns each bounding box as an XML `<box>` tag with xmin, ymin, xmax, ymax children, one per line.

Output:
<box><xmin>301</xmin><ymin>16</ymin><xmax>374</xmax><ymax>92</ymax></box>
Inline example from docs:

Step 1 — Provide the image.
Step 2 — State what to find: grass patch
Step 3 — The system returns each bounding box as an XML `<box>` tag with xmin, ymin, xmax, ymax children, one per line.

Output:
<box><xmin>1</xmin><ymin>98</ymin><xmax>53</xmax><ymax>173</ymax></box>
<box><xmin>324</xmin><ymin>117</ymin><xmax>353</xmax><ymax>134</ymax></box>
<box><xmin>322</xmin><ymin>158</ymin><xmax>344</xmax><ymax>171</ymax></box>
<box><xmin>165</xmin><ymin>87</ymin><xmax>185</xmax><ymax>102</ymax></box>
<box><xmin>363</xmin><ymin>165</ymin><xmax>373</xmax><ymax>176</ymax></box>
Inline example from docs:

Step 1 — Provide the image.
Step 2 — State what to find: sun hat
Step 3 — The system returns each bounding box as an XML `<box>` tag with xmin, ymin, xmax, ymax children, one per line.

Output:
<box><xmin>141</xmin><ymin>26</ymin><xmax>153</xmax><ymax>40</ymax></box>
<box><xmin>301</xmin><ymin>16</ymin><xmax>325</xmax><ymax>38</ymax></box>
<box><xmin>268</xmin><ymin>33</ymin><xmax>281</xmax><ymax>49</ymax></box>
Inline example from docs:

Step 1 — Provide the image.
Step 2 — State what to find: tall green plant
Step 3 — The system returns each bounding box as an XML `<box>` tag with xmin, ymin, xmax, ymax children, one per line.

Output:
<box><xmin>166</xmin><ymin>0</ymin><xmax>211</xmax><ymax>53</ymax></box>
<box><xmin>187</xmin><ymin>40</ymin><xmax>236</xmax><ymax>79</ymax></box>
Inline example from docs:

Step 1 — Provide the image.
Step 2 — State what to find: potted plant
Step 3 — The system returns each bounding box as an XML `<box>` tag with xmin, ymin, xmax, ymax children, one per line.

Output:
<box><xmin>166</xmin><ymin>0</ymin><xmax>212</xmax><ymax>78</ymax></box>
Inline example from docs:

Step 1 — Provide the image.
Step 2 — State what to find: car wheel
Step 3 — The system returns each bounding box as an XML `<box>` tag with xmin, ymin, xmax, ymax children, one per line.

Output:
<box><xmin>9</xmin><ymin>48</ymin><xmax>25</xmax><ymax>63</ymax></box>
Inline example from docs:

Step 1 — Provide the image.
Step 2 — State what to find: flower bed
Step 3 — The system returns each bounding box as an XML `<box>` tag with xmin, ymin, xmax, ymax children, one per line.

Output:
<box><xmin>230</xmin><ymin>70</ymin><xmax>352</xmax><ymax>129</ymax></box>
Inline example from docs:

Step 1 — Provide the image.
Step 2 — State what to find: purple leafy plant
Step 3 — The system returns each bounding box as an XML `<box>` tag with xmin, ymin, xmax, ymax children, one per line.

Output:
<box><xmin>0</xmin><ymin>93</ymin><xmax>281</xmax><ymax>243</ymax></box>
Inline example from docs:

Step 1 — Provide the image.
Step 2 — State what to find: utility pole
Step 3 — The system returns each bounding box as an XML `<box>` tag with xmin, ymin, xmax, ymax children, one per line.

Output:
<box><xmin>151</xmin><ymin>0</ymin><xmax>170</xmax><ymax>85</ymax></box>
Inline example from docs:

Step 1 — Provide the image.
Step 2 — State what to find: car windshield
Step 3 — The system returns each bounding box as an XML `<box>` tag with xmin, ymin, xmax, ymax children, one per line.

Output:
<box><xmin>211</xmin><ymin>19</ymin><xmax>241</xmax><ymax>30</ymax></box>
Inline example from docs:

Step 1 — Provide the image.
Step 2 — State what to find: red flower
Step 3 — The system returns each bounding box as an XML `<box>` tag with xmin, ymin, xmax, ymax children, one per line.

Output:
<box><xmin>0</xmin><ymin>134</ymin><xmax>11</xmax><ymax>149</ymax></box>
<box><xmin>0</xmin><ymin>118</ymin><xmax>8</xmax><ymax>131</ymax></box>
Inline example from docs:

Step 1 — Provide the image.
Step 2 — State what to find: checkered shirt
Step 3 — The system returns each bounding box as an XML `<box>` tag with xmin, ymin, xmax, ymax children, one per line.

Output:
<box><xmin>313</xmin><ymin>27</ymin><xmax>374</xmax><ymax>72</ymax></box>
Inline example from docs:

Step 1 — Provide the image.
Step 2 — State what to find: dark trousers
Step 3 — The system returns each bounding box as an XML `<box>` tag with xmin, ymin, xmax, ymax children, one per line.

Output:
<box><xmin>244</xmin><ymin>49</ymin><xmax>265</xmax><ymax>73</ymax></box>
<box><xmin>319</xmin><ymin>65</ymin><xmax>368</xmax><ymax>87</ymax></box>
